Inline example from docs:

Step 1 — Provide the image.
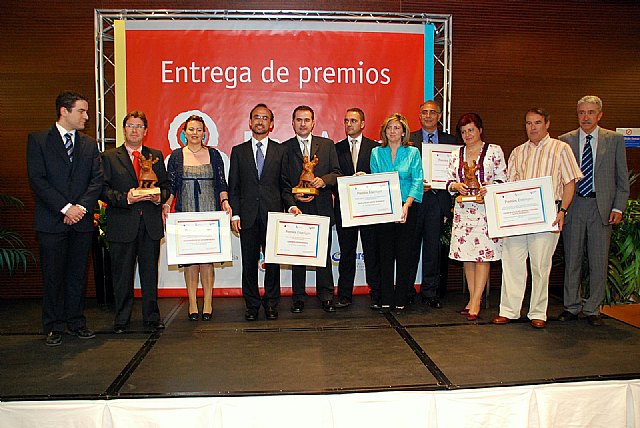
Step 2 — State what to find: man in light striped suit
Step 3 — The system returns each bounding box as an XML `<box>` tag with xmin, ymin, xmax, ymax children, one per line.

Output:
<box><xmin>491</xmin><ymin>108</ymin><xmax>583</xmax><ymax>329</ymax></box>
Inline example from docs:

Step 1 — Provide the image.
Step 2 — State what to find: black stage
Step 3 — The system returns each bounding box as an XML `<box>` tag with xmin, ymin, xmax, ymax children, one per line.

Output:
<box><xmin>1</xmin><ymin>292</ymin><xmax>639</xmax><ymax>401</ymax></box>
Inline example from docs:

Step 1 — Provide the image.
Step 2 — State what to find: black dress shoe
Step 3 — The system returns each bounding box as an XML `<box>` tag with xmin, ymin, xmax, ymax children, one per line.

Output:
<box><xmin>188</xmin><ymin>312</ymin><xmax>199</xmax><ymax>321</ymax></box>
<box><xmin>322</xmin><ymin>300</ymin><xmax>336</xmax><ymax>313</ymax></box>
<box><xmin>265</xmin><ymin>306</ymin><xmax>278</xmax><ymax>320</ymax></box>
<box><xmin>424</xmin><ymin>297</ymin><xmax>442</xmax><ymax>309</ymax></box>
<box><xmin>68</xmin><ymin>327</ymin><xmax>96</xmax><ymax>339</ymax></box>
<box><xmin>370</xmin><ymin>301</ymin><xmax>382</xmax><ymax>310</ymax></box>
<box><xmin>587</xmin><ymin>314</ymin><xmax>603</xmax><ymax>326</ymax></box>
<box><xmin>245</xmin><ymin>308</ymin><xmax>259</xmax><ymax>321</ymax></box>
<box><xmin>113</xmin><ymin>325</ymin><xmax>127</xmax><ymax>334</ymax></box>
<box><xmin>334</xmin><ymin>297</ymin><xmax>352</xmax><ymax>308</ymax></box>
<box><xmin>45</xmin><ymin>331</ymin><xmax>62</xmax><ymax>346</ymax></box>
<box><xmin>202</xmin><ymin>312</ymin><xmax>212</xmax><ymax>321</ymax></box>
<box><xmin>144</xmin><ymin>320</ymin><xmax>165</xmax><ymax>330</ymax></box>
<box><xmin>291</xmin><ymin>301</ymin><xmax>305</xmax><ymax>313</ymax></box>
<box><xmin>380</xmin><ymin>305</ymin><xmax>392</xmax><ymax>314</ymax></box>
<box><xmin>557</xmin><ymin>310</ymin><xmax>579</xmax><ymax>322</ymax></box>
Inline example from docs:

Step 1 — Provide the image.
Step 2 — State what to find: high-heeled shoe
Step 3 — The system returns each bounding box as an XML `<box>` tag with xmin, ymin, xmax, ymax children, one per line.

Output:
<box><xmin>466</xmin><ymin>311</ymin><xmax>480</xmax><ymax>321</ymax></box>
<box><xmin>188</xmin><ymin>312</ymin><xmax>199</xmax><ymax>321</ymax></box>
<box><xmin>202</xmin><ymin>312</ymin><xmax>212</xmax><ymax>321</ymax></box>
<box><xmin>460</xmin><ymin>307</ymin><xmax>470</xmax><ymax>315</ymax></box>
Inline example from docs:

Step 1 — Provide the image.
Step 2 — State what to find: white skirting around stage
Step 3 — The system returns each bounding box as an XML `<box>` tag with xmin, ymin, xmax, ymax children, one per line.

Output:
<box><xmin>1</xmin><ymin>379</ymin><xmax>638</xmax><ymax>428</ymax></box>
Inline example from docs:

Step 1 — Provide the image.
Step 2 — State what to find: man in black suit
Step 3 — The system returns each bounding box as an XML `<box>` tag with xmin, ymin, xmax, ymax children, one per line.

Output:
<box><xmin>408</xmin><ymin>100</ymin><xmax>458</xmax><ymax>308</ymax></box>
<box><xmin>228</xmin><ymin>104</ymin><xmax>294</xmax><ymax>321</ymax></box>
<box><xmin>283</xmin><ymin>105</ymin><xmax>342</xmax><ymax>313</ymax></box>
<box><xmin>101</xmin><ymin>111</ymin><xmax>169</xmax><ymax>333</ymax></box>
<box><xmin>27</xmin><ymin>91</ymin><xmax>104</xmax><ymax>346</ymax></box>
<box><xmin>333</xmin><ymin>108</ymin><xmax>381</xmax><ymax>309</ymax></box>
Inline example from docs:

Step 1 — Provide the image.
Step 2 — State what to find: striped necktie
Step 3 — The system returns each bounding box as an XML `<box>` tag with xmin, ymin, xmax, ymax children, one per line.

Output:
<box><xmin>64</xmin><ymin>132</ymin><xmax>74</xmax><ymax>162</ymax></box>
<box><xmin>577</xmin><ymin>134</ymin><xmax>593</xmax><ymax>197</ymax></box>
<box><xmin>302</xmin><ymin>139</ymin><xmax>309</xmax><ymax>158</ymax></box>
<box><xmin>428</xmin><ymin>133</ymin><xmax>434</xmax><ymax>143</ymax></box>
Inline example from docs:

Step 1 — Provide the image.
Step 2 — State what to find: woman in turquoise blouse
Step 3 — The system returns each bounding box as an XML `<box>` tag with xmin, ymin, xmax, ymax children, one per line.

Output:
<box><xmin>370</xmin><ymin>113</ymin><xmax>423</xmax><ymax>312</ymax></box>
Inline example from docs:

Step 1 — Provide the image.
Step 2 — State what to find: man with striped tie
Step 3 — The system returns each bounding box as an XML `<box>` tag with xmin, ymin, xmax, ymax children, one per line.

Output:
<box><xmin>491</xmin><ymin>108</ymin><xmax>582</xmax><ymax>329</ymax></box>
<box><xmin>559</xmin><ymin>96</ymin><xmax>629</xmax><ymax>326</ymax></box>
<box><xmin>27</xmin><ymin>91</ymin><xmax>104</xmax><ymax>346</ymax></box>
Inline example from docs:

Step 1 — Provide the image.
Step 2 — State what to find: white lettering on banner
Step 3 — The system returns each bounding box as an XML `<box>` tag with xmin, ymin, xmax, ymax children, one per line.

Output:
<box><xmin>161</xmin><ymin>59</ymin><xmax>391</xmax><ymax>90</ymax></box>
<box><xmin>161</xmin><ymin>60</ymin><xmax>252</xmax><ymax>89</ymax></box>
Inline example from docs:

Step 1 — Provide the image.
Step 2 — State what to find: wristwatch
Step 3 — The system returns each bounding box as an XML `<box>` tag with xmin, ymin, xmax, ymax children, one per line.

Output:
<box><xmin>559</xmin><ymin>207</ymin><xmax>568</xmax><ymax>214</ymax></box>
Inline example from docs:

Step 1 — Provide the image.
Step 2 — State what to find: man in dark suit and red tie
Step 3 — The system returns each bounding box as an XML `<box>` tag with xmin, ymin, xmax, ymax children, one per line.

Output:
<box><xmin>559</xmin><ymin>96</ymin><xmax>629</xmax><ymax>326</ymax></box>
<box><xmin>283</xmin><ymin>105</ymin><xmax>342</xmax><ymax>313</ymax></box>
<box><xmin>101</xmin><ymin>111</ymin><xmax>169</xmax><ymax>333</ymax></box>
<box><xmin>27</xmin><ymin>91</ymin><xmax>104</xmax><ymax>346</ymax></box>
<box><xmin>333</xmin><ymin>108</ymin><xmax>381</xmax><ymax>309</ymax></box>
<box><xmin>408</xmin><ymin>100</ymin><xmax>458</xmax><ymax>308</ymax></box>
<box><xmin>228</xmin><ymin>104</ymin><xmax>295</xmax><ymax>321</ymax></box>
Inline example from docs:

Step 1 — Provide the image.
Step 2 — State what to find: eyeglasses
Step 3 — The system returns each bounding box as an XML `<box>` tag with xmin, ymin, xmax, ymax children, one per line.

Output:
<box><xmin>252</xmin><ymin>115</ymin><xmax>270</xmax><ymax>121</ymax></box>
<box><xmin>125</xmin><ymin>124</ymin><xmax>146</xmax><ymax>129</ymax></box>
<box><xmin>420</xmin><ymin>110</ymin><xmax>440</xmax><ymax>116</ymax></box>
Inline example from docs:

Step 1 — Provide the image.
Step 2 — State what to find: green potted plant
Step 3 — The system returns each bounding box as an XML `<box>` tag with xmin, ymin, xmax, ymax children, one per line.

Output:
<box><xmin>0</xmin><ymin>194</ymin><xmax>35</xmax><ymax>274</ymax></box>
<box><xmin>606</xmin><ymin>171</ymin><xmax>640</xmax><ymax>304</ymax></box>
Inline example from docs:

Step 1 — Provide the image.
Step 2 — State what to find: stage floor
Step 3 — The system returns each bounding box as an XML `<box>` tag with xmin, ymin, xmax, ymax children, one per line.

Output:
<box><xmin>1</xmin><ymin>292</ymin><xmax>639</xmax><ymax>401</ymax></box>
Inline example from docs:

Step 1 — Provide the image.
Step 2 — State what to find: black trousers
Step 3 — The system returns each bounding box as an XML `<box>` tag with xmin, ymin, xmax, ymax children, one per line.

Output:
<box><xmin>38</xmin><ymin>229</ymin><xmax>93</xmax><ymax>333</ymax></box>
<box><xmin>336</xmin><ymin>222</ymin><xmax>380</xmax><ymax>301</ymax></box>
<box><xmin>109</xmin><ymin>218</ymin><xmax>161</xmax><ymax>326</ymax></box>
<box><xmin>240</xmin><ymin>215</ymin><xmax>280</xmax><ymax>309</ymax></box>
<box><xmin>377</xmin><ymin>205</ymin><xmax>418</xmax><ymax>307</ymax></box>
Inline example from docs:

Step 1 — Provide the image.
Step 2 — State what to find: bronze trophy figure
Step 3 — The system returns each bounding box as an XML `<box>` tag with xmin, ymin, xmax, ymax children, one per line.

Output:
<box><xmin>456</xmin><ymin>160</ymin><xmax>483</xmax><ymax>203</ymax></box>
<box><xmin>132</xmin><ymin>153</ymin><xmax>161</xmax><ymax>196</ymax></box>
<box><xmin>292</xmin><ymin>155</ymin><xmax>320</xmax><ymax>196</ymax></box>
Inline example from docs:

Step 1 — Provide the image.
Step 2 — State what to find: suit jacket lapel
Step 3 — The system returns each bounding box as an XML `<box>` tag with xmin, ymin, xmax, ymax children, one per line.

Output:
<box><xmin>310</xmin><ymin>136</ymin><xmax>319</xmax><ymax>159</ymax></box>
<box><xmin>595</xmin><ymin>129</ymin><xmax>609</xmax><ymax>171</ymax></box>
<box><xmin>50</xmin><ymin>127</ymin><xmax>72</xmax><ymax>166</ymax></box>
<box><xmin>117</xmin><ymin>145</ymin><xmax>137</xmax><ymax>181</ymax></box>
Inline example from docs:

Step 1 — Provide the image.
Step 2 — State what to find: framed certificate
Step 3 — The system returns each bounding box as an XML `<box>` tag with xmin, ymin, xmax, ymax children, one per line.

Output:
<box><xmin>485</xmin><ymin>176</ymin><xmax>558</xmax><ymax>238</ymax></box>
<box><xmin>165</xmin><ymin>211</ymin><xmax>232</xmax><ymax>265</ymax></box>
<box><xmin>336</xmin><ymin>172</ymin><xmax>403</xmax><ymax>227</ymax></box>
<box><xmin>264</xmin><ymin>212</ymin><xmax>330</xmax><ymax>267</ymax></box>
<box><xmin>422</xmin><ymin>143</ymin><xmax>459</xmax><ymax>190</ymax></box>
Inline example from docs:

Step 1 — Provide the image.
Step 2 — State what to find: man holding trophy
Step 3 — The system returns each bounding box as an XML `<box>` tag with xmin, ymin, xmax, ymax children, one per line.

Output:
<box><xmin>101</xmin><ymin>111</ymin><xmax>169</xmax><ymax>333</ymax></box>
<box><xmin>283</xmin><ymin>106</ymin><xmax>342</xmax><ymax>313</ymax></box>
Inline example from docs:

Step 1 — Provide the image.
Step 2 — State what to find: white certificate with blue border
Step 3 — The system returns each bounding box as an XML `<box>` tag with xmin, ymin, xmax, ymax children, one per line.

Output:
<box><xmin>165</xmin><ymin>211</ymin><xmax>232</xmax><ymax>265</ymax></box>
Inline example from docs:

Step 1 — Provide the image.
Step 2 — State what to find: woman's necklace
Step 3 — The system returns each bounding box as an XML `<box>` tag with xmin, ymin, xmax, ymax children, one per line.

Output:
<box><xmin>188</xmin><ymin>145</ymin><xmax>204</xmax><ymax>154</ymax></box>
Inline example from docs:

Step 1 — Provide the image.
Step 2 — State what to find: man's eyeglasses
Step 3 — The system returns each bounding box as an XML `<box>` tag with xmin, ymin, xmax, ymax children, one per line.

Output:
<box><xmin>125</xmin><ymin>124</ymin><xmax>146</xmax><ymax>129</ymax></box>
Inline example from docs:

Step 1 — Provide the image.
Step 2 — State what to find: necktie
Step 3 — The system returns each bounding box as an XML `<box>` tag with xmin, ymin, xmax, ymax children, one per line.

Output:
<box><xmin>427</xmin><ymin>133</ymin><xmax>434</xmax><ymax>143</ymax></box>
<box><xmin>578</xmin><ymin>135</ymin><xmax>593</xmax><ymax>197</ymax></box>
<box><xmin>302</xmin><ymin>139</ymin><xmax>309</xmax><ymax>158</ymax></box>
<box><xmin>64</xmin><ymin>132</ymin><xmax>74</xmax><ymax>162</ymax></box>
<box><xmin>351</xmin><ymin>139</ymin><xmax>358</xmax><ymax>170</ymax></box>
<box><xmin>256</xmin><ymin>141</ymin><xmax>264</xmax><ymax>178</ymax></box>
<box><xmin>133</xmin><ymin>151</ymin><xmax>141</xmax><ymax>178</ymax></box>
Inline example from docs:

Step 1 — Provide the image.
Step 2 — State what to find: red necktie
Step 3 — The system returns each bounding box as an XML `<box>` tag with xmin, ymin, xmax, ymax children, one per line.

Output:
<box><xmin>133</xmin><ymin>151</ymin><xmax>141</xmax><ymax>178</ymax></box>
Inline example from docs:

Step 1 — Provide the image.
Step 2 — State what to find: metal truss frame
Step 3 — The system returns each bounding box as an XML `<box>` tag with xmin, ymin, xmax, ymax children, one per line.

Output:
<box><xmin>95</xmin><ymin>9</ymin><xmax>452</xmax><ymax>150</ymax></box>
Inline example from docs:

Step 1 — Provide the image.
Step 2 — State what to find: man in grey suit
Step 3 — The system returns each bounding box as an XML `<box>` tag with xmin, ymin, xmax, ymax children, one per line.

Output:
<box><xmin>559</xmin><ymin>95</ymin><xmax>629</xmax><ymax>326</ymax></box>
<box><xmin>228</xmin><ymin>104</ymin><xmax>294</xmax><ymax>321</ymax></box>
<box><xmin>408</xmin><ymin>100</ymin><xmax>458</xmax><ymax>308</ymax></box>
<box><xmin>283</xmin><ymin>105</ymin><xmax>342</xmax><ymax>313</ymax></box>
<box><xmin>27</xmin><ymin>91</ymin><xmax>104</xmax><ymax>346</ymax></box>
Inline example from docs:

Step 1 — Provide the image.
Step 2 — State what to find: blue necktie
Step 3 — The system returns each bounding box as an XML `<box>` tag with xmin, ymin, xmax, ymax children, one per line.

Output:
<box><xmin>256</xmin><ymin>141</ymin><xmax>264</xmax><ymax>178</ymax></box>
<box><xmin>64</xmin><ymin>132</ymin><xmax>74</xmax><ymax>162</ymax></box>
<box><xmin>578</xmin><ymin>135</ymin><xmax>593</xmax><ymax>197</ymax></box>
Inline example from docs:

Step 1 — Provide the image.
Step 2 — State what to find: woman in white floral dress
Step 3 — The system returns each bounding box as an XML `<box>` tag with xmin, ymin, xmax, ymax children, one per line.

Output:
<box><xmin>446</xmin><ymin>113</ymin><xmax>507</xmax><ymax>320</ymax></box>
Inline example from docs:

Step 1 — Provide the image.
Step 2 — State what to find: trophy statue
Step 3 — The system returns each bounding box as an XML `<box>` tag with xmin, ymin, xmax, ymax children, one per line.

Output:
<box><xmin>132</xmin><ymin>153</ymin><xmax>161</xmax><ymax>196</ymax></box>
<box><xmin>456</xmin><ymin>160</ymin><xmax>483</xmax><ymax>203</ymax></box>
<box><xmin>292</xmin><ymin>155</ymin><xmax>320</xmax><ymax>196</ymax></box>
